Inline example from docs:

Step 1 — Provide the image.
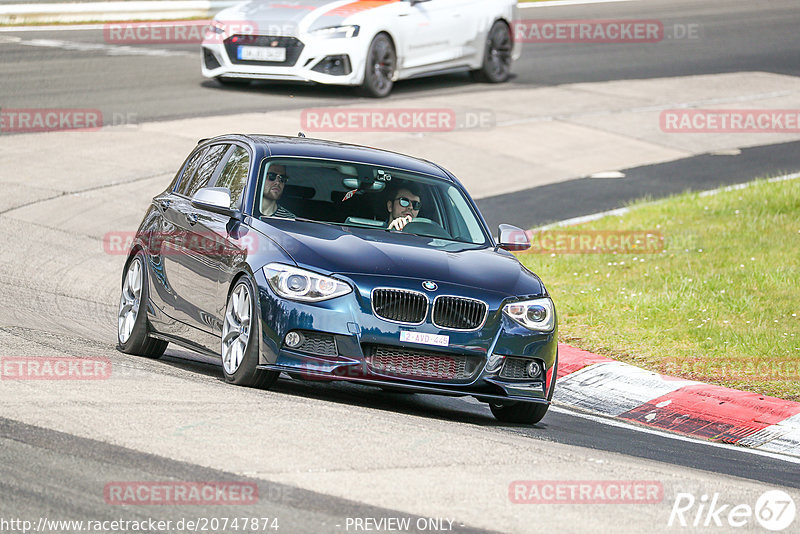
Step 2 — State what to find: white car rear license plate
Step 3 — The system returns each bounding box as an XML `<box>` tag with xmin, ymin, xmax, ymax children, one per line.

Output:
<box><xmin>400</xmin><ymin>331</ymin><xmax>449</xmax><ymax>347</ymax></box>
<box><xmin>238</xmin><ymin>46</ymin><xmax>286</xmax><ymax>62</ymax></box>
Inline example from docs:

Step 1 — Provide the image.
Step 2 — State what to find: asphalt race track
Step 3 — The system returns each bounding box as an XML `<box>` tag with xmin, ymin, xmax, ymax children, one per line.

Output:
<box><xmin>1</xmin><ymin>0</ymin><xmax>799</xmax><ymax>532</ymax></box>
<box><xmin>1</xmin><ymin>0</ymin><xmax>800</xmax><ymax>122</ymax></box>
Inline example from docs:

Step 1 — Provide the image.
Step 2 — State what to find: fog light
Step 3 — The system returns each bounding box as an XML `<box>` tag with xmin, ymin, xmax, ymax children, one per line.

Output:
<box><xmin>203</xmin><ymin>48</ymin><xmax>221</xmax><ymax>70</ymax></box>
<box><xmin>526</xmin><ymin>360</ymin><xmax>542</xmax><ymax>378</ymax></box>
<box><xmin>311</xmin><ymin>55</ymin><xmax>352</xmax><ymax>76</ymax></box>
<box><xmin>285</xmin><ymin>331</ymin><xmax>304</xmax><ymax>348</ymax></box>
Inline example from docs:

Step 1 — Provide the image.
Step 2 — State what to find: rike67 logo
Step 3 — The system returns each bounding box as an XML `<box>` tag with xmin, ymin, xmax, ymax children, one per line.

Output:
<box><xmin>669</xmin><ymin>490</ymin><xmax>796</xmax><ymax>531</ymax></box>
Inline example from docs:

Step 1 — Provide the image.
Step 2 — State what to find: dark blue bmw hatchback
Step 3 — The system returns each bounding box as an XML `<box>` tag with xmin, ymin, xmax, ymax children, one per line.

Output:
<box><xmin>118</xmin><ymin>134</ymin><xmax>557</xmax><ymax>424</ymax></box>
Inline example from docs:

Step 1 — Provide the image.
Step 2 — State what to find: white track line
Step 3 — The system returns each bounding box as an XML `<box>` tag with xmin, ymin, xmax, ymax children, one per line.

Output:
<box><xmin>0</xmin><ymin>35</ymin><xmax>192</xmax><ymax>57</ymax></box>
<box><xmin>0</xmin><ymin>22</ymin><xmax>207</xmax><ymax>32</ymax></box>
<box><xmin>697</xmin><ymin>171</ymin><xmax>800</xmax><ymax>196</ymax></box>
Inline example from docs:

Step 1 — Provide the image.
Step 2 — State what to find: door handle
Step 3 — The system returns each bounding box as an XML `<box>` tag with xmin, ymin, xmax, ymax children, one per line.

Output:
<box><xmin>186</xmin><ymin>213</ymin><xmax>199</xmax><ymax>225</ymax></box>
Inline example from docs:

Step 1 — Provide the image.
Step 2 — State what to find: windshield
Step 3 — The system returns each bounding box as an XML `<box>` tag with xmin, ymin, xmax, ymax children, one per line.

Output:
<box><xmin>253</xmin><ymin>157</ymin><xmax>490</xmax><ymax>246</ymax></box>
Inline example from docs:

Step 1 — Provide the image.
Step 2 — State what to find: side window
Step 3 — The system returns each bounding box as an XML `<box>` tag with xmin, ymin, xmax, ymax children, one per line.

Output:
<box><xmin>176</xmin><ymin>144</ymin><xmax>228</xmax><ymax>199</ymax></box>
<box><xmin>172</xmin><ymin>146</ymin><xmax>207</xmax><ymax>193</ymax></box>
<box><xmin>445</xmin><ymin>186</ymin><xmax>484</xmax><ymax>243</ymax></box>
<box><xmin>213</xmin><ymin>146</ymin><xmax>250</xmax><ymax>209</ymax></box>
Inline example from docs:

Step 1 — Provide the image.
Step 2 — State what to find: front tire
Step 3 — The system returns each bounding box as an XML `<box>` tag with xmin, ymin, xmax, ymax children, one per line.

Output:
<box><xmin>490</xmin><ymin>401</ymin><xmax>549</xmax><ymax>425</ymax></box>
<box><xmin>221</xmin><ymin>277</ymin><xmax>279</xmax><ymax>388</ymax></box>
<box><xmin>117</xmin><ymin>252</ymin><xmax>168</xmax><ymax>358</ymax></box>
<box><xmin>361</xmin><ymin>33</ymin><xmax>396</xmax><ymax>98</ymax></box>
<box><xmin>470</xmin><ymin>21</ymin><xmax>513</xmax><ymax>83</ymax></box>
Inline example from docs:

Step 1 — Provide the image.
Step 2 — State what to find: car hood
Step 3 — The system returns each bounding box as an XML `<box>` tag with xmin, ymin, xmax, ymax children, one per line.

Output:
<box><xmin>216</xmin><ymin>0</ymin><xmax>395</xmax><ymax>35</ymax></box>
<box><xmin>252</xmin><ymin>219</ymin><xmax>545</xmax><ymax>298</ymax></box>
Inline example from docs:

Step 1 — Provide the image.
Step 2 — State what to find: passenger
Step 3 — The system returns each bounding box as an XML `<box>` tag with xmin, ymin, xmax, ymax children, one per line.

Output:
<box><xmin>261</xmin><ymin>164</ymin><xmax>296</xmax><ymax>218</ymax></box>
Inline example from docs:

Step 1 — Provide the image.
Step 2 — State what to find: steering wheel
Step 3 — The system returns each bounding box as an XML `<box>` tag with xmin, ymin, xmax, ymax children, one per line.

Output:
<box><xmin>401</xmin><ymin>217</ymin><xmax>451</xmax><ymax>239</ymax></box>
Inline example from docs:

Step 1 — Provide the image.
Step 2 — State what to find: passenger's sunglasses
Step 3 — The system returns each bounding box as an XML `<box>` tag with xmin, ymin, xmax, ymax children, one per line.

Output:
<box><xmin>266</xmin><ymin>172</ymin><xmax>289</xmax><ymax>184</ymax></box>
<box><xmin>395</xmin><ymin>197</ymin><xmax>421</xmax><ymax>210</ymax></box>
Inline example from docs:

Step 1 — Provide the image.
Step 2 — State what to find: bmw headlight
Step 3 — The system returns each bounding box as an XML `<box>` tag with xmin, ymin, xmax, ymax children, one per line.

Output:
<box><xmin>310</xmin><ymin>25</ymin><xmax>360</xmax><ymax>39</ymax></box>
<box><xmin>503</xmin><ymin>297</ymin><xmax>555</xmax><ymax>332</ymax></box>
<box><xmin>264</xmin><ymin>263</ymin><xmax>352</xmax><ymax>302</ymax></box>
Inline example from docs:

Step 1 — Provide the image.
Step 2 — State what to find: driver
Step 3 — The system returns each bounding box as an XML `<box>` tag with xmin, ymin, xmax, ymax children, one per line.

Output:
<box><xmin>386</xmin><ymin>184</ymin><xmax>421</xmax><ymax>231</ymax></box>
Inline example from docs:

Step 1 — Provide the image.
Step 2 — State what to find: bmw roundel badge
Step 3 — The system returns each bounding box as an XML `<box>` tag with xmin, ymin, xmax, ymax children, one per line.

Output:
<box><xmin>422</xmin><ymin>281</ymin><xmax>437</xmax><ymax>291</ymax></box>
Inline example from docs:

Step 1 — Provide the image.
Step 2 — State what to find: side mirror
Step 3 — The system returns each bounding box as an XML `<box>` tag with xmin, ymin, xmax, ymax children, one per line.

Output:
<box><xmin>498</xmin><ymin>224</ymin><xmax>530</xmax><ymax>251</ymax></box>
<box><xmin>191</xmin><ymin>187</ymin><xmax>238</xmax><ymax>218</ymax></box>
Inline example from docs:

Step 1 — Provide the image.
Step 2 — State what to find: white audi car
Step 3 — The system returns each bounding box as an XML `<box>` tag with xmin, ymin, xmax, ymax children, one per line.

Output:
<box><xmin>201</xmin><ymin>0</ymin><xmax>521</xmax><ymax>97</ymax></box>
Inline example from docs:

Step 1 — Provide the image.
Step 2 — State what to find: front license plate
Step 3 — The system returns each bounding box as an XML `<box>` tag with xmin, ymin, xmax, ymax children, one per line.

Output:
<box><xmin>237</xmin><ymin>45</ymin><xmax>286</xmax><ymax>62</ymax></box>
<box><xmin>400</xmin><ymin>331</ymin><xmax>449</xmax><ymax>347</ymax></box>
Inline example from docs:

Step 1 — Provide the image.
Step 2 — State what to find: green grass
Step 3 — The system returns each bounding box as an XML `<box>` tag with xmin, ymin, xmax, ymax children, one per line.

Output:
<box><xmin>517</xmin><ymin>177</ymin><xmax>800</xmax><ymax>401</ymax></box>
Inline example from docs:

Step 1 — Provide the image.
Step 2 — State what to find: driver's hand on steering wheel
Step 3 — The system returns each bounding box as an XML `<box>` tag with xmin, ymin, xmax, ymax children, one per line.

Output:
<box><xmin>388</xmin><ymin>215</ymin><xmax>413</xmax><ymax>231</ymax></box>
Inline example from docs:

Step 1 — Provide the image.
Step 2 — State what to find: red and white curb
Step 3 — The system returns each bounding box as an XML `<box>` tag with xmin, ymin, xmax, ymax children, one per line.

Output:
<box><xmin>554</xmin><ymin>344</ymin><xmax>800</xmax><ymax>458</ymax></box>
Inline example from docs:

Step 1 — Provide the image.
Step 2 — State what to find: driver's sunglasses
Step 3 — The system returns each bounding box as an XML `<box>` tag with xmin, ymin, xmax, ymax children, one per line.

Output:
<box><xmin>395</xmin><ymin>197</ymin><xmax>421</xmax><ymax>210</ymax></box>
<box><xmin>266</xmin><ymin>172</ymin><xmax>289</xmax><ymax>184</ymax></box>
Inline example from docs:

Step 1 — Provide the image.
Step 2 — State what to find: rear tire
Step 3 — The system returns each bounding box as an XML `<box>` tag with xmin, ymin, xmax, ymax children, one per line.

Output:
<box><xmin>490</xmin><ymin>401</ymin><xmax>549</xmax><ymax>425</ymax></box>
<box><xmin>470</xmin><ymin>21</ymin><xmax>513</xmax><ymax>83</ymax></box>
<box><xmin>117</xmin><ymin>252</ymin><xmax>168</xmax><ymax>359</ymax></box>
<box><xmin>361</xmin><ymin>33</ymin><xmax>396</xmax><ymax>98</ymax></box>
<box><xmin>221</xmin><ymin>276</ymin><xmax>279</xmax><ymax>389</ymax></box>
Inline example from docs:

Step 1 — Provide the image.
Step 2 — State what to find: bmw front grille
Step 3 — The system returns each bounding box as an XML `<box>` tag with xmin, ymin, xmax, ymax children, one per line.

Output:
<box><xmin>371</xmin><ymin>288</ymin><xmax>428</xmax><ymax>325</ymax></box>
<box><xmin>432</xmin><ymin>296</ymin><xmax>488</xmax><ymax>330</ymax></box>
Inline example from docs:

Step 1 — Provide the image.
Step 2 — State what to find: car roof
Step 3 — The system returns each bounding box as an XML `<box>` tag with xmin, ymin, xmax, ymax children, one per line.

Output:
<box><xmin>208</xmin><ymin>134</ymin><xmax>455</xmax><ymax>182</ymax></box>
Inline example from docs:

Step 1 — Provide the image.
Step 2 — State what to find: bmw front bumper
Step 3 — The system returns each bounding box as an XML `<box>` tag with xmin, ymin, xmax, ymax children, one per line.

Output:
<box><xmin>253</xmin><ymin>270</ymin><xmax>558</xmax><ymax>405</ymax></box>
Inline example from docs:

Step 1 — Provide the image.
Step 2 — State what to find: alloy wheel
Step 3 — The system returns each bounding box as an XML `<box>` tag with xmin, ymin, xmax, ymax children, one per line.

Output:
<box><xmin>118</xmin><ymin>258</ymin><xmax>142</xmax><ymax>344</ymax></box>
<box><xmin>222</xmin><ymin>283</ymin><xmax>251</xmax><ymax>375</ymax></box>
<box><xmin>370</xmin><ymin>39</ymin><xmax>395</xmax><ymax>94</ymax></box>
<box><xmin>486</xmin><ymin>24</ymin><xmax>512</xmax><ymax>81</ymax></box>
